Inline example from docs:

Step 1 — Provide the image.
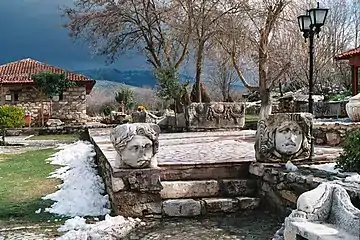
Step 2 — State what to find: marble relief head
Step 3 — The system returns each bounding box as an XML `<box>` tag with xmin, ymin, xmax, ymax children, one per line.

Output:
<box><xmin>275</xmin><ymin>120</ymin><xmax>303</xmax><ymax>155</ymax></box>
<box><xmin>255</xmin><ymin>113</ymin><xmax>312</xmax><ymax>162</ymax></box>
<box><xmin>110</xmin><ymin>123</ymin><xmax>160</xmax><ymax>168</ymax></box>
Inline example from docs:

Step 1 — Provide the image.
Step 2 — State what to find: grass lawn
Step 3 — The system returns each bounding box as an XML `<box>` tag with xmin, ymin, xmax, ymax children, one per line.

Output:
<box><xmin>0</xmin><ymin>148</ymin><xmax>61</xmax><ymax>226</ymax></box>
<box><xmin>26</xmin><ymin>134</ymin><xmax>79</xmax><ymax>141</ymax></box>
<box><xmin>245</xmin><ymin>114</ymin><xmax>260</xmax><ymax>122</ymax></box>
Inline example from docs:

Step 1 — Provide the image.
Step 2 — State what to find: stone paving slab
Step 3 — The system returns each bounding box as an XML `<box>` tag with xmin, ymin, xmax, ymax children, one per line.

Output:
<box><xmin>89</xmin><ymin>129</ymin><xmax>342</xmax><ymax>168</ymax></box>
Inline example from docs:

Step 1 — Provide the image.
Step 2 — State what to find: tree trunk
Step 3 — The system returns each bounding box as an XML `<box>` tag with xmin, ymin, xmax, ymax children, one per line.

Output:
<box><xmin>258</xmin><ymin>28</ymin><xmax>271</xmax><ymax>119</ymax></box>
<box><xmin>259</xmin><ymin>88</ymin><xmax>272</xmax><ymax>119</ymax></box>
<box><xmin>195</xmin><ymin>41</ymin><xmax>205</xmax><ymax>102</ymax></box>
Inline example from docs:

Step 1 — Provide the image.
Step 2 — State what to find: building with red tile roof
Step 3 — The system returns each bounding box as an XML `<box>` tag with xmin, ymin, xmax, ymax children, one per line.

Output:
<box><xmin>0</xmin><ymin>58</ymin><xmax>97</xmax><ymax>125</ymax></box>
<box><xmin>335</xmin><ymin>48</ymin><xmax>360</xmax><ymax>96</ymax></box>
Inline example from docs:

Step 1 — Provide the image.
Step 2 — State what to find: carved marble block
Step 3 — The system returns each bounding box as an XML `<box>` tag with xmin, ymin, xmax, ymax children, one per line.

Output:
<box><xmin>255</xmin><ymin>113</ymin><xmax>313</xmax><ymax>162</ymax></box>
<box><xmin>110</xmin><ymin>123</ymin><xmax>161</xmax><ymax>169</ymax></box>
<box><xmin>284</xmin><ymin>183</ymin><xmax>360</xmax><ymax>240</ymax></box>
<box><xmin>185</xmin><ymin>102</ymin><xmax>245</xmax><ymax>129</ymax></box>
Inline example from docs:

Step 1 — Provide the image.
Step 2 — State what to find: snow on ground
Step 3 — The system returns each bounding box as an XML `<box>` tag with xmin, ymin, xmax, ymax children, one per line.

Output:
<box><xmin>42</xmin><ymin>141</ymin><xmax>110</xmax><ymax>217</ymax></box>
<box><xmin>57</xmin><ymin>215</ymin><xmax>142</xmax><ymax>240</ymax></box>
<box><xmin>39</xmin><ymin>141</ymin><xmax>141</xmax><ymax>239</ymax></box>
<box><xmin>305</xmin><ymin>162</ymin><xmax>360</xmax><ymax>183</ymax></box>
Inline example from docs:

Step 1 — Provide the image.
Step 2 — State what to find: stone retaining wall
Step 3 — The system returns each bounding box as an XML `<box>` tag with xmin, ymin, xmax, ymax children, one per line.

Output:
<box><xmin>313</xmin><ymin>122</ymin><xmax>360</xmax><ymax>146</ymax></box>
<box><xmin>249</xmin><ymin>162</ymin><xmax>360</xmax><ymax>216</ymax></box>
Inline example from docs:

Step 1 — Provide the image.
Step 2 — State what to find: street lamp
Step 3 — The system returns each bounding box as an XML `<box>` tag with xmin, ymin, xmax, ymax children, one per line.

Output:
<box><xmin>298</xmin><ymin>2</ymin><xmax>328</xmax><ymax>159</ymax></box>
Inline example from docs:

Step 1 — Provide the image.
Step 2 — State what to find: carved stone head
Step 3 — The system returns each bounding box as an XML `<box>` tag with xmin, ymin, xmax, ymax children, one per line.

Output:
<box><xmin>110</xmin><ymin>123</ymin><xmax>160</xmax><ymax>169</ymax></box>
<box><xmin>255</xmin><ymin>113</ymin><xmax>313</xmax><ymax>162</ymax></box>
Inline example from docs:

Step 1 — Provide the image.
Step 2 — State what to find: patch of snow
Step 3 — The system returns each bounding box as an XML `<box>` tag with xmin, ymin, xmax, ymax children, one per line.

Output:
<box><xmin>307</xmin><ymin>163</ymin><xmax>340</xmax><ymax>173</ymax></box>
<box><xmin>285</xmin><ymin>161</ymin><xmax>298</xmax><ymax>171</ymax></box>
<box><xmin>58</xmin><ymin>216</ymin><xmax>87</xmax><ymax>232</ymax></box>
<box><xmin>35</xmin><ymin>208</ymin><xmax>41</xmax><ymax>214</ymax></box>
<box><xmin>57</xmin><ymin>215</ymin><xmax>141</xmax><ymax>240</ymax></box>
<box><xmin>42</xmin><ymin>141</ymin><xmax>110</xmax><ymax>217</ymax></box>
<box><xmin>345</xmin><ymin>174</ymin><xmax>360</xmax><ymax>183</ymax></box>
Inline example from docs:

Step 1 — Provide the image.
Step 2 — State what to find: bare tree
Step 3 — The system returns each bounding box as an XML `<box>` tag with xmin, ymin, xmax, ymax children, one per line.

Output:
<box><xmin>217</xmin><ymin>0</ymin><xmax>292</xmax><ymax>118</ymax></box>
<box><xmin>206</xmin><ymin>47</ymin><xmax>237</xmax><ymax>101</ymax></box>
<box><xmin>187</xmin><ymin>0</ymin><xmax>241</xmax><ymax>102</ymax></box>
<box><xmin>62</xmin><ymin>0</ymin><xmax>191</xmax><ymax>69</ymax></box>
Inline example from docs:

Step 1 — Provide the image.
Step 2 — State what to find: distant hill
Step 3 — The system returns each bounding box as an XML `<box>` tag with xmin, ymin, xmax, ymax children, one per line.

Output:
<box><xmin>76</xmin><ymin>68</ymin><xmax>194</xmax><ymax>88</ymax></box>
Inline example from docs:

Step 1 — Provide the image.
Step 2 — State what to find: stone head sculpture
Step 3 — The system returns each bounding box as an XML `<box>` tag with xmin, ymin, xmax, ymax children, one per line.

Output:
<box><xmin>110</xmin><ymin>123</ymin><xmax>160</xmax><ymax>169</ymax></box>
<box><xmin>274</xmin><ymin>120</ymin><xmax>303</xmax><ymax>155</ymax></box>
<box><xmin>255</xmin><ymin>113</ymin><xmax>312</xmax><ymax>162</ymax></box>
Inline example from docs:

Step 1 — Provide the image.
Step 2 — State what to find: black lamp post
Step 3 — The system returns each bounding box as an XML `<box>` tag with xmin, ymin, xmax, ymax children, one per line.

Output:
<box><xmin>298</xmin><ymin>2</ymin><xmax>328</xmax><ymax>158</ymax></box>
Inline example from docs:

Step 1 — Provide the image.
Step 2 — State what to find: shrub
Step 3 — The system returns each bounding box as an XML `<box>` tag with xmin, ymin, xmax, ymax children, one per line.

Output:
<box><xmin>336</xmin><ymin>129</ymin><xmax>360</xmax><ymax>173</ymax></box>
<box><xmin>0</xmin><ymin>105</ymin><xmax>24</xmax><ymax>145</ymax></box>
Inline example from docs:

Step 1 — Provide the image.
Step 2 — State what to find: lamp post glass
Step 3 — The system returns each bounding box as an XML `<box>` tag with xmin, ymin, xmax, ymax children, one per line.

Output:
<box><xmin>297</xmin><ymin>15</ymin><xmax>311</xmax><ymax>32</ymax></box>
<box><xmin>309</xmin><ymin>3</ymin><xmax>329</xmax><ymax>28</ymax></box>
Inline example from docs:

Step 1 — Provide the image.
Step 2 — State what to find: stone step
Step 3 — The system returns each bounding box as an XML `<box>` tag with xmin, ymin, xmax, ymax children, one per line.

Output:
<box><xmin>162</xmin><ymin>197</ymin><xmax>260</xmax><ymax>217</ymax></box>
<box><xmin>160</xmin><ymin>162</ymin><xmax>251</xmax><ymax>181</ymax></box>
<box><xmin>160</xmin><ymin>179</ymin><xmax>257</xmax><ymax>199</ymax></box>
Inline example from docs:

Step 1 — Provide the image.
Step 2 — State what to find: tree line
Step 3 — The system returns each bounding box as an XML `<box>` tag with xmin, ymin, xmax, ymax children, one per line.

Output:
<box><xmin>62</xmin><ymin>0</ymin><xmax>360</xmax><ymax>118</ymax></box>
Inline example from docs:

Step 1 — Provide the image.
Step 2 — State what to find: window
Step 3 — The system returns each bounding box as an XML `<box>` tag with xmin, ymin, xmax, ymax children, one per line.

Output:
<box><xmin>5</xmin><ymin>90</ymin><xmax>21</xmax><ymax>103</ymax></box>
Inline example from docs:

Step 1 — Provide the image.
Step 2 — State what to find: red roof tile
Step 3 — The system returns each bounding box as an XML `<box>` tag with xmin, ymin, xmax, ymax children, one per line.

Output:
<box><xmin>335</xmin><ymin>47</ymin><xmax>360</xmax><ymax>60</ymax></box>
<box><xmin>0</xmin><ymin>58</ymin><xmax>96</xmax><ymax>93</ymax></box>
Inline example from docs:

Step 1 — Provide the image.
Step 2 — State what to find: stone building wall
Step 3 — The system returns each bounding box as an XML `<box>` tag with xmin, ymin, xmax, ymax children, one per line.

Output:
<box><xmin>10</xmin><ymin>85</ymin><xmax>87</xmax><ymax>124</ymax></box>
<box><xmin>249</xmin><ymin>162</ymin><xmax>360</xmax><ymax>216</ymax></box>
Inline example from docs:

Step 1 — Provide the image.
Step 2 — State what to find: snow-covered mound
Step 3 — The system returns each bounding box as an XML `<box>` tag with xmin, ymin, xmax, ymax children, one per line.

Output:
<box><xmin>42</xmin><ymin>141</ymin><xmax>110</xmax><ymax>217</ymax></box>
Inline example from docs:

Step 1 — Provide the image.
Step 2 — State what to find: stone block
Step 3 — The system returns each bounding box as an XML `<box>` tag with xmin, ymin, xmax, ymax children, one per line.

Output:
<box><xmin>203</xmin><ymin>198</ymin><xmax>239</xmax><ymax>213</ymax></box>
<box><xmin>113</xmin><ymin>168</ymin><xmax>163</xmax><ymax>193</ymax></box>
<box><xmin>113</xmin><ymin>191</ymin><xmax>162</xmax><ymax>217</ymax></box>
<box><xmin>236</xmin><ymin>197</ymin><xmax>260</xmax><ymax>210</ymax></box>
<box><xmin>326</xmin><ymin>132</ymin><xmax>341</xmax><ymax>146</ymax></box>
<box><xmin>279</xmin><ymin>190</ymin><xmax>298</xmax><ymax>203</ymax></box>
<box><xmin>111</xmin><ymin>177</ymin><xmax>125</xmax><ymax>192</ymax></box>
<box><xmin>162</xmin><ymin>199</ymin><xmax>202</xmax><ymax>217</ymax></box>
<box><xmin>249</xmin><ymin>162</ymin><xmax>265</xmax><ymax>176</ymax></box>
<box><xmin>160</xmin><ymin>180</ymin><xmax>219</xmax><ymax>199</ymax></box>
<box><xmin>220</xmin><ymin>179</ymin><xmax>256</xmax><ymax>197</ymax></box>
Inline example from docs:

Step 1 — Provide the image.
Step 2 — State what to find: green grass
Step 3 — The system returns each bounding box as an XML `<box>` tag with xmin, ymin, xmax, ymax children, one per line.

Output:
<box><xmin>27</xmin><ymin>134</ymin><xmax>79</xmax><ymax>141</ymax></box>
<box><xmin>0</xmin><ymin>148</ymin><xmax>61</xmax><ymax>224</ymax></box>
<box><xmin>245</xmin><ymin>114</ymin><xmax>260</xmax><ymax>122</ymax></box>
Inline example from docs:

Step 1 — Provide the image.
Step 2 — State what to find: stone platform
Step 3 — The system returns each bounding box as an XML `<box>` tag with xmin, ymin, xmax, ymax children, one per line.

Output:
<box><xmin>89</xmin><ymin>128</ymin><xmax>343</xmax><ymax>218</ymax></box>
<box><xmin>89</xmin><ymin>129</ymin><xmax>341</xmax><ymax>167</ymax></box>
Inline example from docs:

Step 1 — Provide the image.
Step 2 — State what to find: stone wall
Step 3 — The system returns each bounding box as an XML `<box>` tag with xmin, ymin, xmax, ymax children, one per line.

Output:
<box><xmin>9</xmin><ymin>85</ymin><xmax>88</xmax><ymax>124</ymax></box>
<box><xmin>249</xmin><ymin>162</ymin><xmax>360</xmax><ymax>217</ymax></box>
<box><xmin>313</xmin><ymin>122</ymin><xmax>360</xmax><ymax>146</ymax></box>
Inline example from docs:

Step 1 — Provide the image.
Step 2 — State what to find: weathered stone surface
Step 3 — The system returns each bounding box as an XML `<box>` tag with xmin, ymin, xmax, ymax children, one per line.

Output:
<box><xmin>326</xmin><ymin>132</ymin><xmax>341</xmax><ymax>146</ymax></box>
<box><xmin>111</xmin><ymin>177</ymin><xmax>125</xmax><ymax>192</ymax></box>
<box><xmin>236</xmin><ymin>197</ymin><xmax>260</xmax><ymax>210</ymax></box>
<box><xmin>249</xmin><ymin>162</ymin><xmax>265</xmax><ymax>177</ymax></box>
<box><xmin>162</xmin><ymin>199</ymin><xmax>201</xmax><ymax>217</ymax></box>
<box><xmin>13</xmin><ymin>86</ymin><xmax>88</xmax><ymax>124</ymax></box>
<box><xmin>254</xmin><ymin>113</ymin><xmax>313</xmax><ymax>163</ymax></box>
<box><xmin>113</xmin><ymin>168</ymin><xmax>163</xmax><ymax>192</ymax></box>
<box><xmin>160</xmin><ymin>163</ymin><xmax>250</xmax><ymax>181</ymax></box>
<box><xmin>113</xmin><ymin>191</ymin><xmax>162</xmax><ymax>217</ymax></box>
<box><xmin>284</xmin><ymin>183</ymin><xmax>360</xmax><ymax>240</ymax></box>
<box><xmin>160</xmin><ymin>180</ymin><xmax>219</xmax><ymax>199</ymax></box>
<box><xmin>185</xmin><ymin>102</ymin><xmax>245</xmax><ymax>129</ymax></box>
<box><xmin>279</xmin><ymin>190</ymin><xmax>297</xmax><ymax>204</ymax></box>
<box><xmin>203</xmin><ymin>198</ymin><xmax>239</xmax><ymax>213</ymax></box>
<box><xmin>220</xmin><ymin>179</ymin><xmax>257</xmax><ymax>197</ymax></box>
<box><xmin>110</xmin><ymin>123</ymin><xmax>160</xmax><ymax>169</ymax></box>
